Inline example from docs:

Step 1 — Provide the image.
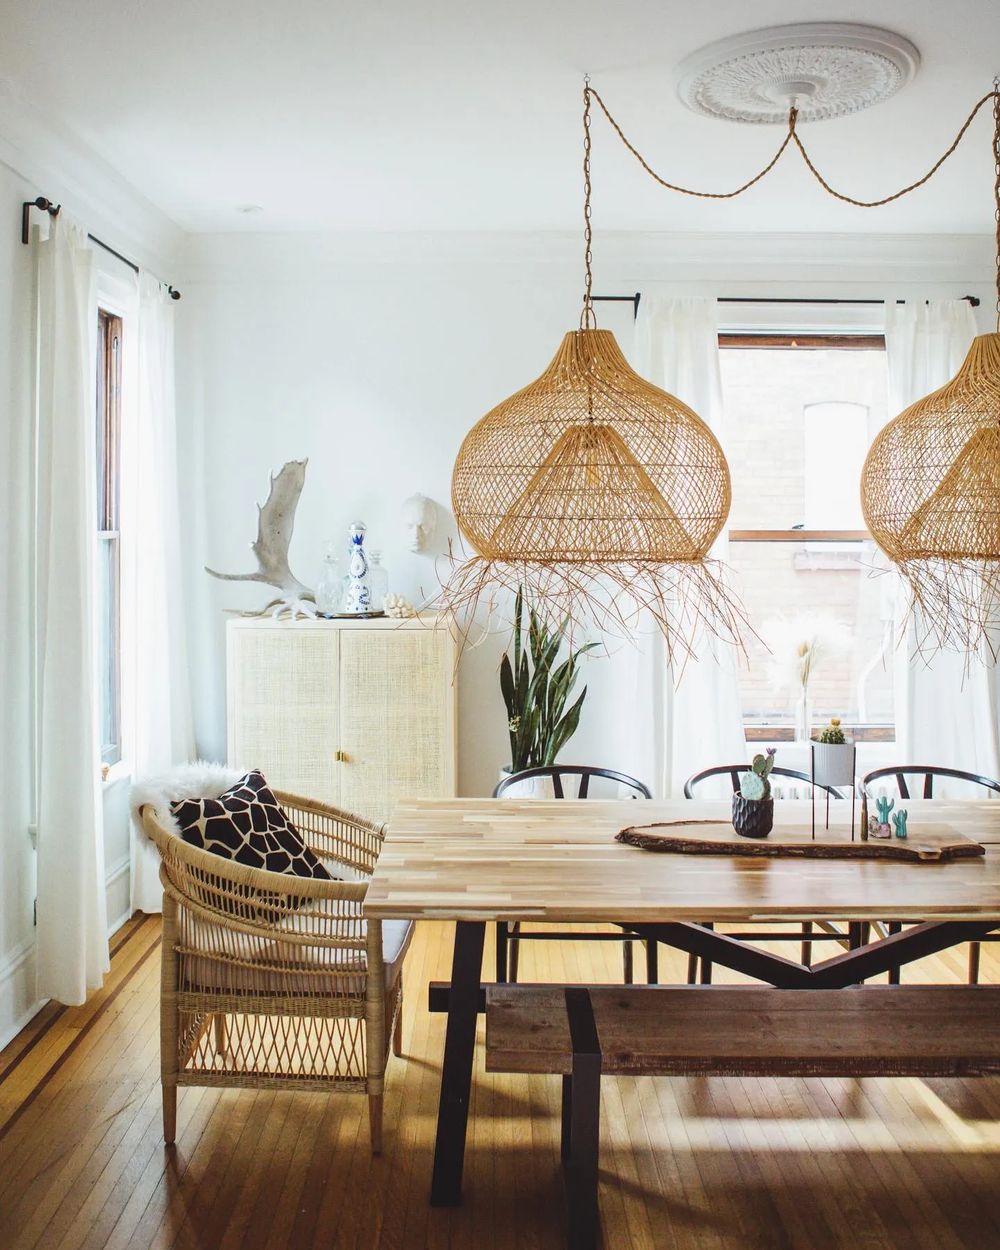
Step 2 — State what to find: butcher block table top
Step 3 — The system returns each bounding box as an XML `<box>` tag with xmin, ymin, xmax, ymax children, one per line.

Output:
<box><xmin>364</xmin><ymin>797</ymin><xmax>1000</xmax><ymax>924</ymax></box>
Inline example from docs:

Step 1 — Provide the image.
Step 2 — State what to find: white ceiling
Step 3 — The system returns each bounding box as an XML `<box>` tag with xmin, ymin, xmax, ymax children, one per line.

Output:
<box><xmin>2</xmin><ymin>0</ymin><xmax>999</xmax><ymax>235</ymax></box>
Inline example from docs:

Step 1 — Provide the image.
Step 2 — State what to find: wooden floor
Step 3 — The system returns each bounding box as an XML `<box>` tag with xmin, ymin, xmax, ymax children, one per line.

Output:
<box><xmin>2</xmin><ymin>917</ymin><xmax>1000</xmax><ymax>1250</ymax></box>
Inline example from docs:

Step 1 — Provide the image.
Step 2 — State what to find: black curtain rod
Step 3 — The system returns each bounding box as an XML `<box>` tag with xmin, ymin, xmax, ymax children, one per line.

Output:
<box><xmin>592</xmin><ymin>292</ymin><xmax>981</xmax><ymax>321</ymax></box>
<box><xmin>21</xmin><ymin>197</ymin><xmax>181</xmax><ymax>300</ymax></box>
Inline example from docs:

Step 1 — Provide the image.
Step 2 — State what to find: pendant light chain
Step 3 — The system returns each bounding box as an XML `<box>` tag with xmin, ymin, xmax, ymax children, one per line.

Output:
<box><xmin>789</xmin><ymin>92</ymin><xmax>996</xmax><ymax>208</ymax></box>
<box><xmin>581</xmin><ymin>81</ymin><xmax>596</xmax><ymax>331</ymax></box>
<box><xmin>588</xmin><ymin>86</ymin><xmax>796</xmax><ymax>200</ymax></box>
<box><xmin>587</xmin><ymin>85</ymin><xmax>999</xmax><ymax>212</ymax></box>
<box><xmin>994</xmin><ymin>78</ymin><xmax>1000</xmax><ymax>330</ymax></box>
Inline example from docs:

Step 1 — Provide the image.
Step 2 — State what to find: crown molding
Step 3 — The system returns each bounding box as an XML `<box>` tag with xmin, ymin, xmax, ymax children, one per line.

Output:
<box><xmin>0</xmin><ymin>76</ymin><xmax>184</xmax><ymax>276</ymax></box>
<box><xmin>176</xmin><ymin>227</ymin><xmax>995</xmax><ymax>287</ymax></box>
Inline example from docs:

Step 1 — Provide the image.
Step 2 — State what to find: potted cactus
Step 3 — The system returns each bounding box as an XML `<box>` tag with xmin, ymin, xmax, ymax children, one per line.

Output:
<box><xmin>811</xmin><ymin>717</ymin><xmax>856</xmax><ymax>789</ymax></box>
<box><xmin>732</xmin><ymin>749</ymin><xmax>776</xmax><ymax>838</ymax></box>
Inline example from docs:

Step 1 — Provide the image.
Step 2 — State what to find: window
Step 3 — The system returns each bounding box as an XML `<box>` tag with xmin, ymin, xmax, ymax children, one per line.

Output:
<box><xmin>720</xmin><ymin>333</ymin><xmax>895</xmax><ymax>743</ymax></box>
<box><xmin>97</xmin><ymin>310</ymin><xmax>123</xmax><ymax>767</ymax></box>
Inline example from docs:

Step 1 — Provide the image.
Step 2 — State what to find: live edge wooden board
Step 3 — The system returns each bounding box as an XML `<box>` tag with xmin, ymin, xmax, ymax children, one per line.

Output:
<box><xmin>364</xmin><ymin>797</ymin><xmax>1000</xmax><ymax>925</ymax></box>
<box><xmin>616</xmin><ymin>820</ymin><xmax>985</xmax><ymax>862</ymax></box>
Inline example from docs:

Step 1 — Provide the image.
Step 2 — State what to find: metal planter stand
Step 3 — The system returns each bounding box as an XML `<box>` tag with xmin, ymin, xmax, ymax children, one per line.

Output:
<box><xmin>810</xmin><ymin>740</ymin><xmax>857</xmax><ymax>839</ymax></box>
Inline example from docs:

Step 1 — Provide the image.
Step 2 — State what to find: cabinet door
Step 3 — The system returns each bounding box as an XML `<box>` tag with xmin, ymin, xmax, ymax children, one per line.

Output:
<box><xmin>338</xmin><ymin>628</ymin><xmax>455</xmax><ymax>823</ymax></box>
<box><xmin>227</xmin><ymin>626</ymin><xmax>340</xmax><ymax>804</ymax></box>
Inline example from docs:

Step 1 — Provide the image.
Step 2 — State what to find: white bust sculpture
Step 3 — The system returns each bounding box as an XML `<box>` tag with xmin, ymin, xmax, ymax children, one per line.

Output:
<box><xmin>402</xmin><ymin>494</ymin><xmax>437</xmax><ymax>552</ymax></box>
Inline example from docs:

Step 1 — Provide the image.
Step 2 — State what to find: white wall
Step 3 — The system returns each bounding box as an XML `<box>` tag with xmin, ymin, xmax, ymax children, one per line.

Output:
<box><xmin>174</xmin><ymin>229</ymin><xmax>997</xmax><ymax>801</ymax></box>
<box><xmin>0</xmin><ymin>88</ymin><xmax>183</xmax><ymax>1043</ymax></box>
<box><xmin>0</xmin><ymin>158</ymin><xmax>41</xmax><ymax>1043</ymax></box>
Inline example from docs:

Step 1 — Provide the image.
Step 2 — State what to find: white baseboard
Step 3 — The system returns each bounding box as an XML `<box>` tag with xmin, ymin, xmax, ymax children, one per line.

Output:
<box><xmin>0</xmin><ymin>937</ymin><xmax>43</xmax><ymax>1052</ymax></box>
<box><xmin>104</xmin><ymin>854</ymin><xmax>132</xmax><ymax>937</ymax></box>
<box><xmin>0</xmin><ymin>855</ymin><xmax>134</xmax><ymax>1051</ymax></box>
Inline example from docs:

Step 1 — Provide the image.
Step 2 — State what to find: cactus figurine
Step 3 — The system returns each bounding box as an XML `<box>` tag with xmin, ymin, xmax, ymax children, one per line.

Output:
<box><xmin>892</xmin><ymin>809</ymin><xmax>908</xmax><ymax>839</ymax></box>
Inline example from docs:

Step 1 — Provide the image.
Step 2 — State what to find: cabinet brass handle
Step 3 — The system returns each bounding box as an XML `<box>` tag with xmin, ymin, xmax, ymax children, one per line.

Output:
<box><xmin>335</xmin><ymin>749</ymin><xmax>348</xmax><ymax>764</ymax></box>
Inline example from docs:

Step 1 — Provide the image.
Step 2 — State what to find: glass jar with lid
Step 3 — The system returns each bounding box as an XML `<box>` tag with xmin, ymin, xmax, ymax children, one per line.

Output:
<box><xmin>315</xmin><ymin>543</ymin><xmax>342</xmax><ymax>616</ymax></box>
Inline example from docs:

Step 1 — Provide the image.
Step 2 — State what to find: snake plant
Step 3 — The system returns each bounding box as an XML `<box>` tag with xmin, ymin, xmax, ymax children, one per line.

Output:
<box><xmin>499</xmin><ymin>588</ymin><xmax>598</xmax><ymax>773</ymax></box>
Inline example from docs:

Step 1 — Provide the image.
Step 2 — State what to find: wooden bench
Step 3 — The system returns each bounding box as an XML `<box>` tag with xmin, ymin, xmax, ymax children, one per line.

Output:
<box><xmin>485</xmin><ymin>984</ymin><xmax>1000</xmax><ymax>1250</ymax></box>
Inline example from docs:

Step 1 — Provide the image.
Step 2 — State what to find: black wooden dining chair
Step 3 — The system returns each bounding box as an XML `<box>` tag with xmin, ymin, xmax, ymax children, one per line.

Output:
<box><xmin>493</xmin><ymin>765</ymin><xmax>654</xmax><ymax>985</ymax></box>
<box><xmin>683</xmin><ymin>763</ymin><xmax>848</xmax><ymax>983</ymax></box>
<box><xmin>861</xmin><ymin>765</ymin><xmax>1000</xmax><ymax>802</ymax></box>
<box><xmin>862</xmin><ymin>765</ymin><xmax>1000</xmax><ymax>984</ymax></box>
<box><xmin>684</xmin><ymin>763</ymin><xmax>845</xmax><ymax>801</ymax></box>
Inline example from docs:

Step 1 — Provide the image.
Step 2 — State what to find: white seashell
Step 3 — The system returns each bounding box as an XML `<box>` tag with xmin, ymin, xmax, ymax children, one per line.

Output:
<box><xmin>383</xmin><ymin>592</ymin><xmax>416</xmax><ymax>618</ymax></box>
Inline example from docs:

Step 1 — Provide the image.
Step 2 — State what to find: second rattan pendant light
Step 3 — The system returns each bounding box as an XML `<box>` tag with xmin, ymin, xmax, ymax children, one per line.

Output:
<box><xmin>861</xmin><ymin>91</ymin><xmax>1000</xmax><ymax>655</ymax></box>
<box><xmin>444</xmin><ymin>85</ymin><xmax>741</xmax><ymax>656</ymax></box>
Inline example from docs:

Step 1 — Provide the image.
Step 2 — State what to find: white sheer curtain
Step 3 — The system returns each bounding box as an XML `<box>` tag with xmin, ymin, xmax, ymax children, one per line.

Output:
<box><xmin>126</xmin><ymin>275</ymin><xmax>196</xmax><ymax>912</ymax></box>
<box><xmin>33</xmin><ymin>216</ymin><xmax>110</xmax><ymax>1005</ymax></box>
<box><xmin>885</xmin><ymin>300</ymin><xmax>1000</xmax><ymax>784</ymax></box>
<box><xmin>620</xmin><ymin>296</ymin><xmax>745</xmax><ymax>797</ymax></box>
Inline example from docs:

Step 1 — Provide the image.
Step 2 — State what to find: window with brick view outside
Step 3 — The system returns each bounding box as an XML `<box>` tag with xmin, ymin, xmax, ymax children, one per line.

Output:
<box><xmin>720</xmin><ymin>336</ymin><xmax>894</xmax><ymax>743</ymax></box>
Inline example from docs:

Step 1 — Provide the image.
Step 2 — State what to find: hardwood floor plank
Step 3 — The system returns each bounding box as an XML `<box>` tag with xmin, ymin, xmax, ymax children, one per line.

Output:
<box><xmin>7</xmin><ymin>986</ymin><xmax>162</xmax><ymax>1249</ymax></box>
<box><xmin>99</xmin><ymin>1083</ymin><xmax>215</xmax><ymax>1250</ymax></box>
<box><xmin>0</xmin><ymin>919</ymin><xmax>160</xmax><ymax>1140</ymax></box>
<box><xmin>2</xmin><ymin>958</ymin><xmax>162</xmax><ymax>1242</ymax></box>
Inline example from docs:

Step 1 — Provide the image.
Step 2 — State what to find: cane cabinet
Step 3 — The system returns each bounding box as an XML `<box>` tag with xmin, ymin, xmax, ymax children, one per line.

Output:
<box><xmin>226</xmin><ymin>615</ymin><xmax>457</xmax><ymax>822</ymax></box>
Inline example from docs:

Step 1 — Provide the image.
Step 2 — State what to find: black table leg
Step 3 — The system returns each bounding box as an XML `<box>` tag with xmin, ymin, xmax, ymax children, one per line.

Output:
<box><xmin>431</xmin><ymin>920</ymin><xmax>486</xmax><ymax>1207</ymax></box>
<box><xmin>560</xmin><ymin>1074</ymin><xmax>573</xmax><ymax>1162</ymax></box>
<box><xmin>565</xmin><ymin>988</ymin><xmax>601</xmax><ymax>1250</ymax></box>
<box><xmin>495</xmin><ymin>920</ymin><xmax>509</xmax><ymax>983</ymax></box>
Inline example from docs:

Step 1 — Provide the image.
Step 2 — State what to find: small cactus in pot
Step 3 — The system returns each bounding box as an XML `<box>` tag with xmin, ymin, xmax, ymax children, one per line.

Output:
<box><xmin>811</xmin><ymin>717</ymin><xmax>856</xmax><ymax>789</ymax></box>
<box><xmin>732</xmin><ymin>748</ymin><xmax>776</xmax><ymax>838</ymax></box>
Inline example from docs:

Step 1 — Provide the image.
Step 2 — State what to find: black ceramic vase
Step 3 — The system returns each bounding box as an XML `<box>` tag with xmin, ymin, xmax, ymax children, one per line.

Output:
<box><xmin>732</xmin><ymin>794</ymin><xmax>774</xmax><ymax>838</ymax></box>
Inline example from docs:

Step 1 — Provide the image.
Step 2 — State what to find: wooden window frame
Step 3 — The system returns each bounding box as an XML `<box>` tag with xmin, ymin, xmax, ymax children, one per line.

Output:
<box><xmin>721</xmin><ymin>332</ymin><xmax>894</xmax><ymax>743</ymax></box>
<box><xmin>720</xmin><ymin>332</ymin><xmax>885</xmax><ymax>544</ymax></box>
<box><xmin>97</xmin><ymin>309</ymin><xmax>123</xmax><ymax>767</ymax></box>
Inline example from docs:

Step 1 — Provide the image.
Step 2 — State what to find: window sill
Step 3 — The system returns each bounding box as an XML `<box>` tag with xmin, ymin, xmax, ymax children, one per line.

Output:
<box><xmin>744</xmin><ymin>740</ymin><xmax>900</xmax><ymax>776</ymax></box>
<box><xmin>746</xmin><ymin>727</ymin><xmax>896</xmax><ymax>745</ymax></box>
<box><xmin>102</xmin><ymin>761</ymin><xmax>132</xmax><ymax>791</ymax></box>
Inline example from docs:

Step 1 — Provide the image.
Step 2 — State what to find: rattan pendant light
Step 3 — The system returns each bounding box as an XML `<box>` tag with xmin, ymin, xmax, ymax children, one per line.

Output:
<box><xmin>861</xmin><ymin>90</ymin><xmax>1000</xmax><ymax>655</ymax></box>
<box><xmin>442</xmin><ymin>84</ymin><xmax>744</xmax><ymax>657</ymax></box>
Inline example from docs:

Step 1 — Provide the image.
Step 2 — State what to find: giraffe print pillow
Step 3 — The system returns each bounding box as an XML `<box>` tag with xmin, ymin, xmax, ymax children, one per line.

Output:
<box><xmin>170</xmin><ymin>770</ymin><xmax>333</xmax><ymax>885</ymax></box>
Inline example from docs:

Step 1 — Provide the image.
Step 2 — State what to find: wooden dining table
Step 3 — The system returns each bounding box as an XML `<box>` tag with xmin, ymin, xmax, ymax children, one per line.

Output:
<box><xmin>363</xmin><ymin>796</ymin><xmax>1000</xmax><ymax>1208</ymax></box>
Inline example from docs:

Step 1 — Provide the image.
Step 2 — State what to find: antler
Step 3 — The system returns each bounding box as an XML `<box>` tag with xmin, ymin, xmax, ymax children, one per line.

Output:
<box><xmin>206</xmin><ymin>459</ymin><xmax>314</xmax><ymax>603</ymax></box>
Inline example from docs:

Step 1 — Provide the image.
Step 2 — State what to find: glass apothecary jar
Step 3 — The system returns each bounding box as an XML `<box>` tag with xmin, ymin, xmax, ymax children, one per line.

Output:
<box><xmin>368</xmin><ymin>550</ymin><xmax>389</xmax><ymax>612</ymax></box>
<box><xmin>315</xmin><ymin>544</ymin><xmax>342</xmax><ymax>616</ymax></box>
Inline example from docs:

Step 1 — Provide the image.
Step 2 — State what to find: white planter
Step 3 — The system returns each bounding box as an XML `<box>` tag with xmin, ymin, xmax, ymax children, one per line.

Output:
<box><xmin>498</xmin><ymin>767</ymin><xmax>555</xmax><ymax>799</ymax></box>
<box><xmin>810</xmin><ymin>740</ymin><xmax>857</xmax><ymax>789</ymax></box>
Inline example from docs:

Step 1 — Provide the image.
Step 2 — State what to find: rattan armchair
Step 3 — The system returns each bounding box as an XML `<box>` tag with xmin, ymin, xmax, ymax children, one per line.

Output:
<box><xmin>141</xmin><ymin>791</ymin><xmax>409</xmax><ymax>1154</ymax></box>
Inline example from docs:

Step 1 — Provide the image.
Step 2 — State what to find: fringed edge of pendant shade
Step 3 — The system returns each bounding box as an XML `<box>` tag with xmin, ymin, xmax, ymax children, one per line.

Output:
<box><xmin>432</xmin><ymin>553</ymin><xmax>750</xmax><ymax>667</ymax></box>
<box><xmin>892</xmin><ymin>557</ymin><xmax>1000</xmax><ymax>662</ymax></box>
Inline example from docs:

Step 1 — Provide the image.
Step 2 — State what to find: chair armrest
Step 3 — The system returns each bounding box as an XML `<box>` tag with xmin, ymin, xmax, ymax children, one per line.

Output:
<box><xmin>143</xmin><ymin>803</ymin><xmax>372</xmax><ymax>950</ymax></box>
<box><xmin>275</xmin><ymin>791</ymin><xmax>385</xmax><ymax>876</ymax></box>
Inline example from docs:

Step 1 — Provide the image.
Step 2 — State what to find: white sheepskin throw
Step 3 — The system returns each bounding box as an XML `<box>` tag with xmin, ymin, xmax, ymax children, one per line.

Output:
<box><xmin>130</xmin><ymin>760</ymin><xmax>246</xmax><ymax>839</ymax></box>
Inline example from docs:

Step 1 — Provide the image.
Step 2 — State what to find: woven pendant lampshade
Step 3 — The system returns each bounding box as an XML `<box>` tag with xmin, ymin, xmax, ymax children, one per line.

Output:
<box><xmin>453</xmin><ymin>329</ymin><xmax>730</xmax><ymax>563</ymax></box>
<box><xmin>861</xmin><ymin>332</ymin><xmax>1000</xmax><ymax>652</ymax></box>
<box><xmin>442</xmin><ymin>326</ymin><xmax>745</xmax><ymax>655</ymax></box>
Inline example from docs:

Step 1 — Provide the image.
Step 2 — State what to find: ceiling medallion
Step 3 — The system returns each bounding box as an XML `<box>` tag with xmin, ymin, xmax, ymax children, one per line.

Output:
<box><xmin>675</xmin><ymin>22</ymin><xmax>920</xmax><ymax>124</ymax></box>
